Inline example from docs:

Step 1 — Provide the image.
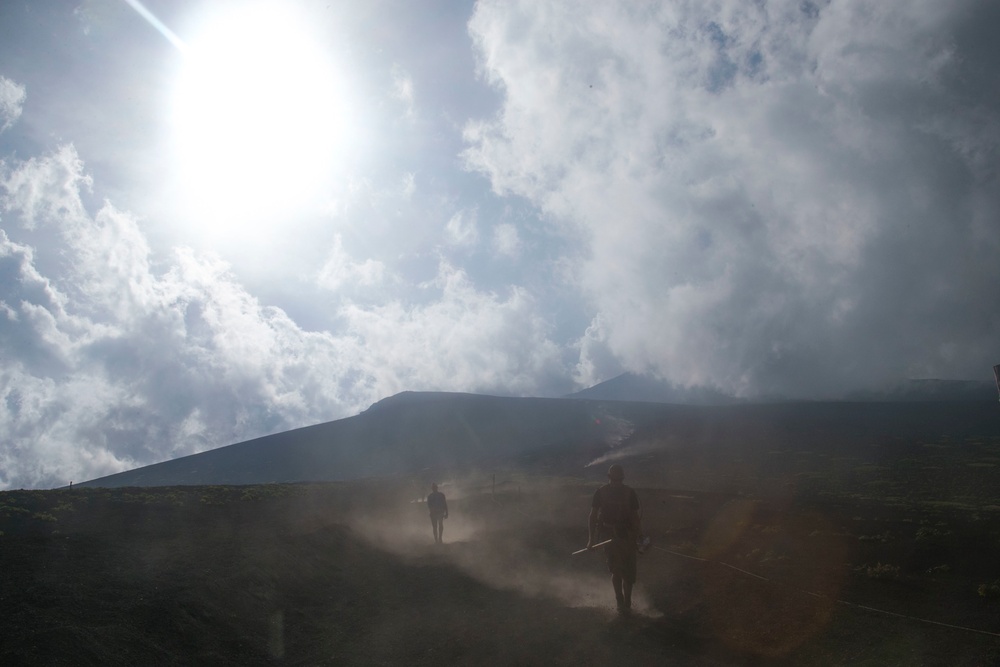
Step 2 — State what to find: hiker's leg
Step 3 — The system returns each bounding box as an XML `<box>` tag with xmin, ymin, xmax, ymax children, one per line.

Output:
<box><xmin>611</xmin><ymin>573</ymin><xmax>625</xmax><ymax>608</ymax></box>
<box><xmin>438</xmin><ymin>517</ymin><xmax>444</xmax><ymax>543</ymax></box>
<box><xmin>623</xmin><ymin>550</ymin><xmax>636</xmax><ymax>609</ymax></box>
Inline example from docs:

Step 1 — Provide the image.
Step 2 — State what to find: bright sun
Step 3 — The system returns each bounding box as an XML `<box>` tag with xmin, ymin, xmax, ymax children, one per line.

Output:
<box><xmin>171</xmin><ymin>3</ymin><xmax>347</xmax><ymax>237</ymax></box>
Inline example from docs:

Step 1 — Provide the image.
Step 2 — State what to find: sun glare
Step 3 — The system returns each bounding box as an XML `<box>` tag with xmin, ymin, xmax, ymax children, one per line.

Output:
<box><xmin>170</xmin><ymin>3</ymin><xmax>349</xmax><ymax>239</ymax></box>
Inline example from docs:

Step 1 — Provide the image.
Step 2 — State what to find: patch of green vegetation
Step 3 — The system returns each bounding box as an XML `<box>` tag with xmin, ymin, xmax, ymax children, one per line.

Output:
<box><xmin>858</xmin><ymin>531</ymin><xmax>893</xmax><ymax>543</ymax></box>
<box><xmin>978</xmin><ymin>580</ymin><xmax>1000</xmax><ymax>599</ymax></box>
<box><xmin>856</xmin><ymin>562</ymin><xmax>900</xmax><ymax>580</ymax></box>
<box><xmin>808</xmin><ymin>529</ymin><xmax>837</xmax><ymax>538</ymax></box>
<box><xmin>161</xmin><ymin>491</ymin><xmax>187</xmax><ymax>507</ymax></box>
<box><xmin>120</xmin><ymin>492</ymin><xmax>161</xmax><ymax>505</ymax></box>
<box><xmin>921</xmin><ymin>500</ymin><xmax>978</xmax><ymax>511</ymax></box>
<box><xmin>915</xmin><ymin>526</ymin><xmax>951</xmax><ymax>542</ymax></box>
<box><xmin>238</xmin><ymin>485</ymin><xmax>294</xmax><ymax>502</ymax></box>
<box><xmin>199</xmin><ymin>491</ymin><xmax>231</xmax><ymax>506</ymax></box>
<box><xmin>926</xmin><ymin>564</ymin><xmax>951</xmax><ymax>575</ymax></box>
<box><xmin>0</xmin><ymin>504</ymin><xmax>31</xmax><ymax>517</ymax></box>
<box><xmin>31</xmin><ymin>512</ymin><xmax>57</xmax><ymax>522</ymax></box>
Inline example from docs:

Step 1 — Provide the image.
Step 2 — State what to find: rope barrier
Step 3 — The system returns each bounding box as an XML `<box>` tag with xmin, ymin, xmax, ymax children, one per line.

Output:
<box><xmin>649</xmin><ymin>544</ymin><xmax>1000</xmax><ymax>639</ymax></box>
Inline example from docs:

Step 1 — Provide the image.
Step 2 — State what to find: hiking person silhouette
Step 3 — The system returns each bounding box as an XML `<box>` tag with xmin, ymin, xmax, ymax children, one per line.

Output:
<box><xmin>588</xmin><ymin>464</ymin><xmax>641</xmax><ymax>614</ymax></box>
<box><xmin>427</xmin><ymin>483</ymin><xmax>448</xmax><ymax>544</ymax></box>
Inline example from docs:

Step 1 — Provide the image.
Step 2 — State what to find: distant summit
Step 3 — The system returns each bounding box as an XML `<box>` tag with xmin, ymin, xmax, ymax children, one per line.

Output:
<box><xmin>565</xmin><ymin>373</ymin><xmax>738</xmax><ymax>405</ymax></box>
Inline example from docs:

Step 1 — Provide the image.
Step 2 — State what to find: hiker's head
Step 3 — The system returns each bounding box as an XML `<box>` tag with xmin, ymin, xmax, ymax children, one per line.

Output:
<box><xmin>431</xmin><ymin>483</ymin><xmax>438</xmax><ymax>492</ymax></box>
<box><xmin>607</xmin><ymin>464</ymin><xmax>625</xmax><ymax>482</ymax></box>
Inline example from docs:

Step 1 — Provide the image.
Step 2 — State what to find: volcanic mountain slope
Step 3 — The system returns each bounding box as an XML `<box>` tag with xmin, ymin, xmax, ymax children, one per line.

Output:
<box><xmin>75</xmin><ymin>392</ymin><xmax>671</xmax><ymax>488</ymax></box>
<box><xmin>78</xmin><ymin>391</ymin><xmax>1000</xmax><ymax>490</ymax></box>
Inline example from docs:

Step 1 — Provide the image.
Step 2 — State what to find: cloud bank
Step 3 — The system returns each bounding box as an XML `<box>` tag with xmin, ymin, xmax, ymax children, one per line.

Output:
<box><xmin>465</xmin><ymin>0</ymin><xmax>1000</xmax><ymax>396</ymax></box>
<box><xmin>0</xmin><ymin>144</ymin><xmax>564</xmax><ymax>489</ymax></box>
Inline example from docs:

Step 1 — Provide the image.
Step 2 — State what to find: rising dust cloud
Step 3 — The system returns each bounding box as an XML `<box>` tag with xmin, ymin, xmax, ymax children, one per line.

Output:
<box><xmin>349</xmin><ymin>472</ymin><xmax>655</xmax><ymax>616</ymax></box>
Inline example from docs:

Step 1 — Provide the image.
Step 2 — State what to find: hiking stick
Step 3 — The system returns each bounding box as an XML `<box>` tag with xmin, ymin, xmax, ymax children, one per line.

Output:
<box><xmin>571</xmin><ymin>539</ymin><xmax>612</xmax><ymax>555</ymax></box>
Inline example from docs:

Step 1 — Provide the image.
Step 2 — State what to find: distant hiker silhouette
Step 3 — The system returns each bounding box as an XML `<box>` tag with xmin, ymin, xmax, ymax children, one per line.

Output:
<box><xmin>587</xmin><ymin>464</ymin><xmax>641</xmax><ymax>614</ymax></box>
<box><xmin>427</xmin><ymin>483</ymin><xmax>448</xmax><ymax>544</ymax></box>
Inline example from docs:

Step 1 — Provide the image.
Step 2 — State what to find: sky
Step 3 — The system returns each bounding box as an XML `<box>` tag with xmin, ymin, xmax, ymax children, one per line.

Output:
<box><xmin>0</xmin><ymin>0</ymin><xmax>997</xmax><ymax>489</ymax></box>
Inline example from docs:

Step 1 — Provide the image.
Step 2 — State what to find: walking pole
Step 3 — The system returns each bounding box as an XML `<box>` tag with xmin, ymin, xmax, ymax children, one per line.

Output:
<box><xmin>571</xmin><ymin>539</ymin><xmax>612</xmax><ymax>555</ymax></box>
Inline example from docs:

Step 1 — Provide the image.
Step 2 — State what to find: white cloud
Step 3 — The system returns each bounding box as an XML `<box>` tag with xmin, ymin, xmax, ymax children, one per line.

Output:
<box><xmin>317</xmin><ymin>233</ymin><xmax>387</xmax><ymax>291</ymax></box>
<box><xmin>341</xmin><ymin>261</ymin><xmax>563</xmax><ymax>397</ymax></box>
<box><xmin>0</xmin><ymin>145</ymin><xmax>567</xmax><ymax>489</ymax></box>
<box><xmin>391</xmin><ymin>64</ymin><xmax>416</xmax><ymax>119</ymax></box>
<box><xmin>2</xmin><ymin>144</ymin><xmax>93</xmax><ymax>230</ymax></box>
<box><xmin>401</xmin><ymin>171</ymin><xmax>416</xmax><ymax>198</ymax></box>
<box><xmin>465</xmin><ymin>0</ymin><xmax>1000</xmax><ymax>397</ymax></box>
<box><xmin>445</xmin><ymin>208</ymin><xmax>479</xmax><ymax>247</ymax></box>
<box><xmin>492</xmin><ymin>223</ymin><xmax>522</xmax><ymax>258</ymax></box>
<box><xmin>0</xmin><ymin>76</ymin><xmax>26</xmax><ymax>132</ymax></box>
<box><xmin>572</xmin><ymin>313</ymin><xmax>620</xmax><ymax>390</ymax></box>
